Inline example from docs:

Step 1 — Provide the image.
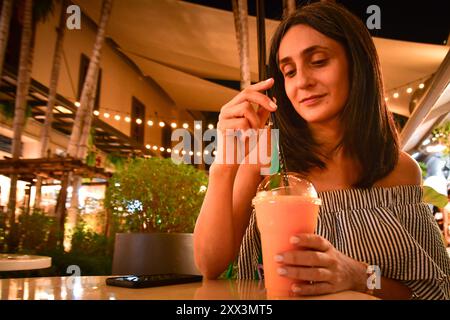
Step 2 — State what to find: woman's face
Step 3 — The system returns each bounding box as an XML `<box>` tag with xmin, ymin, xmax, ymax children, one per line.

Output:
<box><xmin>278</xmin><ymin>24</ymin><xmax>350</xmax><ymax>125</ymax></box>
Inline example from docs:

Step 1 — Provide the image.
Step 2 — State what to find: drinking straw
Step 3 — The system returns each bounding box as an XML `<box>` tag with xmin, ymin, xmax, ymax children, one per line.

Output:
<box><xmin>256</xmin><ymin>0</ymin><xmax>289</xmax><ymax>186</ymax></box>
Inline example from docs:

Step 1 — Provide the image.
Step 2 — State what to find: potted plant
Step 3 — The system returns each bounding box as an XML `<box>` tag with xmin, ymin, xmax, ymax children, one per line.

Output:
<box><xmin>104</xmin><ymin>157</ymin><xmax>208</xmax><ymax>275</ymax></box>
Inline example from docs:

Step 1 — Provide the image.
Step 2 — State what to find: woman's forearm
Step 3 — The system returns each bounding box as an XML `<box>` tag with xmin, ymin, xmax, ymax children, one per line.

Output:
<box><xmin>193</xmin><ymin>163</ymin><xmax>239</xmax><ymax>279</ymax></box>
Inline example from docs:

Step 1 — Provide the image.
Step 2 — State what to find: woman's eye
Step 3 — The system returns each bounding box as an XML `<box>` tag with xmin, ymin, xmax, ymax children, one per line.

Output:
<box><xmin>311</xmin><ymin>59</ymin><xmax>328</xmax><ymax>66</ymax></box>
<box><xmin>284</xmin><ymin>70</ymin><xmax>295</xmax><ymax>77</ymax></box>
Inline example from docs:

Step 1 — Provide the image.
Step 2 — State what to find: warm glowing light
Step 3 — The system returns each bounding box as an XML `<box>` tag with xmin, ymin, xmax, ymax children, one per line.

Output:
<box><xmin>406</xmin><ymin>87</ymin><xmax>413</xmax><ymax>94</ymax></box>
<box><xmin>419</xmin><ymin>83</ymin><xmax>425</xmax><ymax>89</ymax></box>
<box><xmin>125</xmin><ymin>116</ymin><xmax>131</xmax><ymax>122</ymax></box>
<box><xmin>159</xmin><ymin>147</ymin><xmax>165</xmax><ymax>152</ymax></box>
<box><xmin>147</xmin><ymin>120</ymin><xmax>154</xmax><ymax>126</ymax></box>
<box><xmin>181</xmin><ymin>150</ymin><xmax>186</xmax><ymax>155</ymax></box>
<box><xmin>93</xmin><ymin>110</ymin><xmax>100</xmax><ymax>116</ymax></box>
<box><xmin>196</xmin><ymin>151</ymin><xmax>201</xmax><ymax>157</ymax></box>
<box><xmin>159</xmin><ymin>121</ymin><xmax>165</xmax><ymax>127</ymax></box>
<box><xmin>145</xmin><ymin>144</ymin><xmax>151</xmax><ymax>149</ymax></box>
<box><xmin>204</xmin><ymin>150</ymin><xmax>209</xmax><ymax>155</ymax></box>
<box><xmin>74</xmin><ymin>101</ymin><xmax>81</xmax><ymax>107</ymax></box>
<box><xmin>114</xmin><ymin>115</ymin><xmax>121</xmax><ymax>121</ymax></box>
<box><xmin>189</xmin><ymin>151</ymin><xmax>194</xmax><ymax>156</ymax></box>
<box><xmin>167</xmin><ymin>148</ymin><xmax>172</xmax><ymax>153</ymax></box>
<box><xmin>171</xmin><ymin>122</ymin><xmax>177</xmax><ymax>128</ymax></box>
<box><xmin>103</xmin><ymin>112</ymin><xmax>110</xmax><ymax>118</ymax></box>
<box><xmin>136</xmin><ymin>118</ymin><xmax>142</xmax><ymax>125</ymax></box>
<box><xmin>182</xmin><ymin>123</ymin><xmax>189</xmax><ymax>129</ymax></box>
<box><xmin>208</xmin><ymin>124</ymin><xmax>214</xmax><ymax>129</ymax></box>
<box><xmin>152</xmin><ymin>146</ymin><xmax>158</xmax><ymax>150</ymax></box>
<box><xmin>195</xmin><ymin>124</ymin><xmax>201</xmax><ymax>130</ymax></box>
<box><xmin>393</xmin><ymin>92</ymin><xmax>399</xmax><ymax>99</ymax></box>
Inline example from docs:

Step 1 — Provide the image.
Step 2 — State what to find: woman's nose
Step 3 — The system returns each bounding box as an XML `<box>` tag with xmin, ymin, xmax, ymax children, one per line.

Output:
<box><xmin>294</xmin><ymin>67</ymin><xmax>315</xmax><ymax>89</ymax></box>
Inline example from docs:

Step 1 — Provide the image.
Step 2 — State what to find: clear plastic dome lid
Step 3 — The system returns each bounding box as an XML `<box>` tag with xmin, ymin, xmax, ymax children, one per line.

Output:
<box><xmin>253</xmin><ymin>172</ymin><xmax>321</xmax><ymax>205</ymax></box>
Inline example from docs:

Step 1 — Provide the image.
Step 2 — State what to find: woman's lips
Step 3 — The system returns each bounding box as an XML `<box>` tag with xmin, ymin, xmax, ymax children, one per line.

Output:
<box><xmin>299</xmin><ymin>94</ymin><xmax>327</xmax><ymax>106</ymax></box>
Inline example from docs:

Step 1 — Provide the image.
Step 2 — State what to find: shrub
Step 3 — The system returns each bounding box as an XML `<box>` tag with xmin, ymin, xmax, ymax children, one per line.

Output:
<box><xmin>105</xmin><ymin>158</ymin><xmax>208</xmax><ymax>233</ymax></box>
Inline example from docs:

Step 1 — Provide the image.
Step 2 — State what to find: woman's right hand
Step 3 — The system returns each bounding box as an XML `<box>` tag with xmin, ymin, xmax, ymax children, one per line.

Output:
<box><xmin>215</xmin><ymin>78</ymin><xmax>277</xmax><ymax>166</ymax></box>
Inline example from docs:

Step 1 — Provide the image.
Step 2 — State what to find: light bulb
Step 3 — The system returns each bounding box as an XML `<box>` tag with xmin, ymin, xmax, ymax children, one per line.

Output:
<box><xmin>125</xmin><ymin>116</ymin><xmax>131</xmax><ymax>122</ymax></box>
<box><xmin>114</xmin><ymin>115</ymin><xmax>121</xmax><ymax>121</ymax></box>
<box><xmin>147</xmin><ymin>120</ymin><xmax>154</xmax><ymax>126</ymax></box>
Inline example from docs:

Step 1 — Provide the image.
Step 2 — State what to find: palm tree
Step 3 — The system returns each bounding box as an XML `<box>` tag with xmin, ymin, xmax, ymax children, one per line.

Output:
<box><xmin>7</xmin><ymin>0</ymin><xmax>54</xmax><ymax>248</ymax></box>
<box><xmin>0</xmin><ymin>0</ymin><xmax>14</xmax><ymax>84</ymax></box>
<box><xmin>34</xmin><ymin>0</ymin><xmax>68</xmax><ymax>209</ymax></box>
<box><xmin>66</xmin><ymin>68</ymin><xmax>99</xmax><ymax>228</ymax></box>
<box><xmin>282</xmin><ymin>0</ymin><xmax>296</xmax><ymax>17</ymax></box>
<box><xmin>7</xmin><ymin>0</ymin><xmax>33</xmax><ymax>230</ymax></box>
<box><xmin>67</xmin><ymin>0</ymin><xmax>113</xmax><ymax>224</ymax></box>
<box><xmin>232</xmin><ymin>0</ymin><xmax>251</xmax><ymax>90</ymax></box>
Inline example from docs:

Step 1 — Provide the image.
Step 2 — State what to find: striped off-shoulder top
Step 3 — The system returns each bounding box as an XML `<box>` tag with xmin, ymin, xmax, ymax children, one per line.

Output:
<box><xmin>237</xmin><ymin>185</ymin><xmax>450</xmax><ymax>300</ymax></box>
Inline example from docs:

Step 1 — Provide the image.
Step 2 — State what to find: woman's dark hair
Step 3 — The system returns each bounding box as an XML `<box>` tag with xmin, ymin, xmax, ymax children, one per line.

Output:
<box><xmin>268</xmin><ymin>1</ymin><xmax>399</xmax><ymax>188</ymax></box>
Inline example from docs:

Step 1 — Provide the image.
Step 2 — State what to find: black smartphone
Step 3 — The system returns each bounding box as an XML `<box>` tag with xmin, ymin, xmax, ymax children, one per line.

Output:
<box><xmin>105</xmin><ymin>274</ymin><xmax>203</xmax><ymax>289</ymax></box>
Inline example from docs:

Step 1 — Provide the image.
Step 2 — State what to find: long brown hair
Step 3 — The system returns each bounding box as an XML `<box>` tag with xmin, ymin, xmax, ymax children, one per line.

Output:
<box><xmin>267</xmin><ymin>1</ymin><xmax>399</xmax><ymax>188</ymax></box>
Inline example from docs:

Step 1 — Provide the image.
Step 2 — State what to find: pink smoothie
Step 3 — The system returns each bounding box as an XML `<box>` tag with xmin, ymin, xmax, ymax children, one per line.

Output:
<box><xmin>254</xmin><ymin>194</ymin><xmax>320</xmax><ymax>298</ymax></box>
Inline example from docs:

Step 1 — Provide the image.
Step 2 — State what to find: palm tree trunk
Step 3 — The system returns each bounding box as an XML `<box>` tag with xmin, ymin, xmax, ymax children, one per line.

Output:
<box><xmin>77</xmin><ymin>68</ymin><xmax>99</xmax><ymax>160</ymax></box>
<box><xmin>0</xmin><ymin>0</ymin><xmax>13</xmax><ymax>84</ymax></box>
<box><xmin>232</xmin><ymin>0</ymin><xmax>251</xmax><ymax>90</ymax></box>
<box><xmin>54</xmin><ymin>172</ymin><xmax>69</xmax><ymax>249</ymax></box>
<box><xmin>8</xmin><ymin>0</ymin><xmax>33</xmax><ymax>228</ymax></box>
<box><xmin>67</xmin><ymin>0</ymin><xmax>112</xmax><ymax>229</ymax></box>
<box><xmin>282</xmin><ymin>0</ymin><xmax>296</xmax><ymax>17</ymax></box>
<box><xmin>67</xmin><ymin>0</ymin><xmax>113</xmax><ymax>158</ymax></box>
<box><xmin>35</xmin><ymin>0</ymin><xmax>68</xmax><ymax>209</ymax></box>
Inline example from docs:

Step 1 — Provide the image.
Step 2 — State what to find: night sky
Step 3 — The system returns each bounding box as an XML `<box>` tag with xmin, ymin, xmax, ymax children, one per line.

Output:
<box><xmin>183</xmin><ymin>0</ymin><xmax>450</xmax><ymax>45</ymax></box>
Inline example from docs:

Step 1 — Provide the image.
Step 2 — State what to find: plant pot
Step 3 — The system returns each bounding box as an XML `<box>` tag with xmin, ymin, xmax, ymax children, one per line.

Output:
<box><xmin>111</xmin><ymin>232</ymin><xmax>201</xmax><ymax>276</ymax></box>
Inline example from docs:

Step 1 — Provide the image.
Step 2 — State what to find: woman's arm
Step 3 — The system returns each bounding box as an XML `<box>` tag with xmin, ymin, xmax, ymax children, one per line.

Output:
<box><xmin>193</xmin><ymin>162</ymin><xmax>262</xmax><ymax>279</ymax></box>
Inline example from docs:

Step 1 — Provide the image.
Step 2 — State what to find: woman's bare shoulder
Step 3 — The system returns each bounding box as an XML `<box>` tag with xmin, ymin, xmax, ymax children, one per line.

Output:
<box><xmin>374</xmin><ymin>151</ymin><xmax>422</xmax><ymax>188</ymax></box>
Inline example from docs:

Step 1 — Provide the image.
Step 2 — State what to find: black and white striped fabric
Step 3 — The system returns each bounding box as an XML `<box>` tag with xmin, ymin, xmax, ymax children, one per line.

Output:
<box><xmin>237</xmin><ymin>185</ymin><xmax>450</xmax><ymax>300</ymax></box>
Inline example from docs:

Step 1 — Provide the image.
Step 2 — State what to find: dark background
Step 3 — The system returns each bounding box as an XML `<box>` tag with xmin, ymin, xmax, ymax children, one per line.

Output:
<box><xmin>184</xmin><ymin>0</ymin><xmax>450</xmax><ymax>45</ymax></box>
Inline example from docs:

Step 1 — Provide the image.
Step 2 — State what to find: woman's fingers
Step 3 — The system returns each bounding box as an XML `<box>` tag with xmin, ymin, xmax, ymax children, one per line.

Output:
<box><xmin>291</xmin><ymin>282</ymin><xmax>335</xmax><ymax>296</ymax></box>
<box><xmin>290</xmin><ymin>234</ymin><xmax>332</xmax><ymax>252</ymax></box>
<box><xmin>277</xmin><ymin>265</ymin><xmax>332</xmax><ymax>282</ymax></box>
<box><xmin>220</xmin><ymin>101</ymin><xmax>261</xmax><ymax>129</ymax></box>
<box><xmin>276</xmin><ymin>250</ymin><xmax>332</xmax><ymax>267</ymax></box>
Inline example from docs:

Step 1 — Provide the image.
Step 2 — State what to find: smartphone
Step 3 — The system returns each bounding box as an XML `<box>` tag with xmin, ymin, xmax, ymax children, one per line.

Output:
<box><xmin>105</xmin><ymin>273</ymin><xmax>203</xmax><ymax>289</ymax></box>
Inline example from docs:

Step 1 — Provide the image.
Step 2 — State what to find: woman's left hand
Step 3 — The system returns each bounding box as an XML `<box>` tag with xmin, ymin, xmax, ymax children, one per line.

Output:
<box><xmin>275</xmin><ymin>233</ymin><xmax>369</xmax><ymax>296</ymax></box>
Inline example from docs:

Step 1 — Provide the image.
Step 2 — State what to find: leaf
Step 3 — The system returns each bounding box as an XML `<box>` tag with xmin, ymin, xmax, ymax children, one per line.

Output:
<box><xmin>423</xmin><ymin>186</ymin><xmax>448</xmax><ymax>208</ymax></box>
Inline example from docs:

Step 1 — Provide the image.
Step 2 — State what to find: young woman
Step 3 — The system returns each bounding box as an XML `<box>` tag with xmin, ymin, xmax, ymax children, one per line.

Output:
<box><xmin>193</xmin><ymin>1</ymin><xmax>450</xmax><ymax>300</ymax></box>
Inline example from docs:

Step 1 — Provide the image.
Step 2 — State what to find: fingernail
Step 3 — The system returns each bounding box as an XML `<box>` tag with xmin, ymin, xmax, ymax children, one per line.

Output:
<box><xmin>277</xmin><ymin>267</ymin><xmax>287</xmax><ymax>275</ymax></box>
<box><xmin>265</xmin><ymin>78</ymin><xmax>273</xmax><ymax>83</ymax></box>
<box><xmin>274</xmin><ymin>254</ymin><xmax>283</xmax><ymax>262</ymax></box>
<box><xmin>290</xmin><ymin>236</ymin><xmax>300</xmax><ymax>244</ymax></box>
<box><xmin>269</xmin><ymin>101</ymin><xmax>277</xmax><ymax>110</ymax></box>
<box><xmin>292</xmin><ymin>285</ymin><xmax>301</xmax><ymax>293</ymax></box>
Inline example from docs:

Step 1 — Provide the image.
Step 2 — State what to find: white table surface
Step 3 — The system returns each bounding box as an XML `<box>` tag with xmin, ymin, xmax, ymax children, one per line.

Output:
<box><xmin>0</xmin><ymin>254</ymin><xmax>51</xmax><ymax>271</ymax></box>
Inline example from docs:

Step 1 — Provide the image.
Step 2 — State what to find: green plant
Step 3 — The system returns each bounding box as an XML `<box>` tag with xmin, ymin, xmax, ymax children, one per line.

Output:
<box><xmin>105</xmin><ymin>158</ymin><xmax>208</xmax><ymax>233</ymax></box>
<box><xmin>17</xmin><ymin>209</ymin><xmax>56</xmax><ymax>253</ymax></box>
<box><xmin>431</xmin><ymin>121</ymin><xmax>450</xmax><ymax>155</ymax></box>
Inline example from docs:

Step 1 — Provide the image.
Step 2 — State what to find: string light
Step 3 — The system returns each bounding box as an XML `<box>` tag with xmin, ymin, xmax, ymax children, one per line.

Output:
<box><xmin>159</xmin><ymin>121</ymin><xmax>165</xmax><ymax>127</ymax></box>
<box><xmin>103</xmin><ymin>112</ymin><xmax>110</xmax><ymax>118</ymax></box>
<box><xmin>136</xmin><ymin>118</ymin><xmax>142</xmax><ymax>125</ymax></box>
<box><xmin>171</xmin><ymin>122</ymin><xmax>177</xmax><ymax>128</ymax></box>
<box><xmin>147</xmin><ymin>120</ymin><xmax>154</xmax><ymax>126</ymax></box>
<box><xmin>182</xmin><ymin>123</ymin><xmax>189</xmax><ymax>129</ymax></box>
<box><xmin>93</xmin><ymin>110</ymin><xmax>100</xmax><ymax>116</ymax></box>
<box><xmin>208</xmin><ymin>124</ymin><xmax>214</xmax><ymax>129</ymax></box>
<box><xmin>114</xmin><ymin>115</ymin><xmax>121</xmax><ymax>121</ymax></box>
<box><xmin>386</xmin><ymin>74</ymin><xmax>432</xmax><ymax>101</ymax></box>
<box><xmin>125</xmin><ymin>116</ymin><xmax>131</xmax><ymax>122</ymax></box>
<box><xmin>74</xmin><ymin>101</ymin><xmax>81</xmax><ymax>107</ymax></box>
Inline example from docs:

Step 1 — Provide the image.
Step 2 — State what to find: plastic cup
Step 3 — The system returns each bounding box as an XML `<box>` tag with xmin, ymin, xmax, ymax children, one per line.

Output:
<box><xmin>252</xmin><ymin>172</ymin><xmax>321</xmax><ymax>298</ymax></box>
